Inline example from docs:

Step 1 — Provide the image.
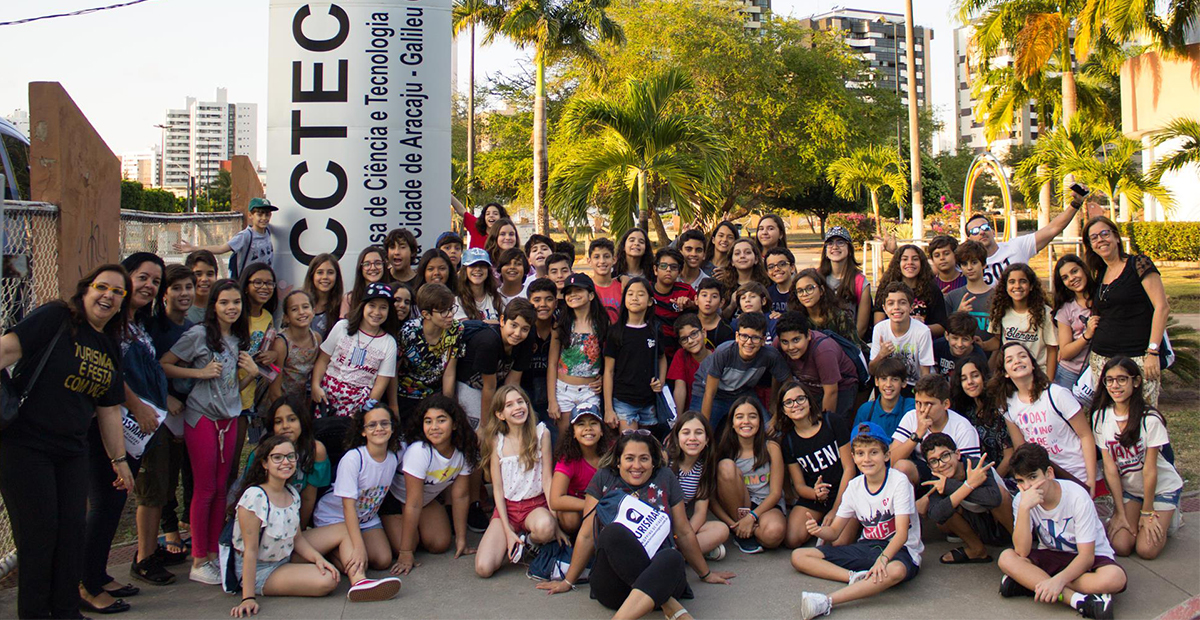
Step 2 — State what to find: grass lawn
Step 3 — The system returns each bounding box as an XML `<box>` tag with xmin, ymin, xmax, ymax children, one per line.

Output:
<box><xmin>1159</xmin><ymin>375</ymin><xmax>1199</xmax><ymax>492</ymax></box>
<box><xmin>1157</xmin><ymin>264</ymin><xmax>1200</xmax><ymax>313</ymax></box>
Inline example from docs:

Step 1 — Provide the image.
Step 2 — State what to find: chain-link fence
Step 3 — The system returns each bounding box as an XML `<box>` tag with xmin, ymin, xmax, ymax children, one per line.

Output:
<box><xmin>120</xmin><ymin>210</ymin><xmax>244</xmax><ymax>268</ymax></box>
<box><xmin>0</xmin><ymin>201</ymin><xmax>61</xmax><ymax>578</ymax></box>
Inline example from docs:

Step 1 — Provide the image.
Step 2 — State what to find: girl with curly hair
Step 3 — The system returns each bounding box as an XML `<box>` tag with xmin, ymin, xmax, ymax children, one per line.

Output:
<box><xmin>988</xmin><ymin>263</ymin><xmax>1058</xmax><ymax>378</ymax></box>
<box><xmin>872</xmin><ymin>244</ymin><xmax>947</xmax><ymax>338</ymax></box>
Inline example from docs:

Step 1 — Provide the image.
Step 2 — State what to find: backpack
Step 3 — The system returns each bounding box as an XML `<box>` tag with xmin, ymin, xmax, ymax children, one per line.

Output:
<box><xmin>459</xmin><ymin>319</ymin><xmax>499</xmax><ymax>343</ymax></box>
<box><xmin>218</xmin><ymin>486</ymin><xmax>272</xmax><ymax>594</ymax></box>
<box><xmin>525</xmin><ymin>540</ymin><xmax>580</xmax><ymax>582</ymax></box>
<box><xmin>815</xmin><ymin>329</ymin><xmax>869</xmax><ymax>386</ymax></box>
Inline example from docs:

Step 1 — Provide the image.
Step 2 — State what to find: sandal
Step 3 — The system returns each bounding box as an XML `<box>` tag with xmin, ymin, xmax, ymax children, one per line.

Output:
<box><xmin>664</xmin><ymin>607</ymin><xmax>692</xmax><ymax>620</ymax></box>
<box><xmin>940</xmin><ymin>547</ymin><xmax>993</xmax><ymax>564</ymax></box>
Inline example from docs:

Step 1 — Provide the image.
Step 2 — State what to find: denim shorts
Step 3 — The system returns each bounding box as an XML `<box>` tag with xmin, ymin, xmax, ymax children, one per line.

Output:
<box><xmin>232</xmin><ymin>553</ymin><xmax>290</xmax><ymax>595</ymax></box>
<box><xmin>1122</xmin><ymin>487</ymin><xmax>1182</xmax><ymax>512</ymax></box>
<box><xmin>612</xmin><ymin>398</ymin><xmax>657</xmax><ymax>426</ymax></box>
<box><xmin>817</xmin><ymin>539</ymin><xmax>919</xmax><ymax>583</ymax></box>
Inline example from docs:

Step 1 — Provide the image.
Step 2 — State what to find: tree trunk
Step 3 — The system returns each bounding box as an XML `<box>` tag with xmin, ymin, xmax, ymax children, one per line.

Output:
<box><xmin>870</xmin><ymin>190</ymin><xmax>880</xmax><ymax>228</ymax></box>
<box><xmin>1061</xmin><ymin>66</ymin><xmax>1080</xmax><ymax>238</ymax></box>
<box><xmin>903</xmin><ymin>0</ymin><xmax>924</xmax><ymax>239</ymax></box>
<box><xmin>723</xmin><ymin>195</ymin><xmax>763</xmax><ymax>222</ymax></box>
<box><xmin>637</xmin><ymin>171</ymin><xmax>650</xmax><ymax>232</ymax></box>
<box><xmin>533</xmin><ymin>56</ymin><xmax>550</xmax><ymax>235</ymax></box>
<box><xmin>467</xmin><ymin>23</ymin><xmax>476</xmax><ymax>190</ymax></box>
<box><xmin>650</xmin><ymin>209</ymin><xmax>671</xmax><ymax>246</ymax></box>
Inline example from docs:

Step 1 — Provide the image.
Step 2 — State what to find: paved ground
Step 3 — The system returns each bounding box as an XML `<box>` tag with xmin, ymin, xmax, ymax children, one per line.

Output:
<box><xmin>2</xmin><ymin>516</ymin><xmax>1195</xmax><ymax>620</ymax></box>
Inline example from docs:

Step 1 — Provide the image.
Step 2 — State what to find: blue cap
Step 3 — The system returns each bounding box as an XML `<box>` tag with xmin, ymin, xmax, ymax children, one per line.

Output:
<box><xmin>436</xmin><ymin>231</ymin><xmax>463</xmax><ymax>248</ymax></box>
<box><xmin>824</xmin><ymin>226</ymin><xmax>851</xmax><ymax>244</ymax></box>
<box><xmin>851</xmin><ymin>421</ymin><xmax>891</xmax><ymax>446</ymax></box>
<box><xmin>462</xmin><ymin>247</ymin><xmax>492</xmax><ymax>267</ymax></box>
<box><xmin>571</xmin><ymin>404</ymin><xmax>602</xmax><ymax>424</ymax></box>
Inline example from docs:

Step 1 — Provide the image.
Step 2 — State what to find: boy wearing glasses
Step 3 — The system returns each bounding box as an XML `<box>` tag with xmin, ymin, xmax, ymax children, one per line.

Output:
<box><xmin>667</xmin><ymin>314</ymin><xmax>712</xmax><ymax>414</ymax></box>
<box><xmin>692</xmin><ymin>312</ymin><xmax>791</xmax><ymax>431</ymax></box>
<box><xmin>651</xmin><ymin>247</ymin><xmax>696</xmax><ymax>358</ymax></box>
<box><xmin>174</xmin><ymin>197</ymin><xmax>276</xmax><ymax>280</ymax></box>
<box><xmin>889</xmin><ymin>374</ymin><xmax>982</xmax><ymax>487</ymax></box>
<box><xmin>765</xmin><ymin>248</ymin><xmax>796</xmax><ymax>317</ymax></box>
<box><xmin>774</xmin><ymin>312</ymin><xmax>859</xmax><ymax>431</ymax></box>
<box><xmin>918</xmin><ymin>432</ymin><xmax>1013</xmax><ymax>565</ymax></box>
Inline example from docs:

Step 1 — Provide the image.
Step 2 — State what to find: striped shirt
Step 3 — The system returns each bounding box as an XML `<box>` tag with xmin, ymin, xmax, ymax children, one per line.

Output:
<box><xmin>892</xmin><ymin>409</ymin><xmax>982</xmax><ymax>463</ymax></box>
<box><xmin>678</xmin><ymin>461</ymin><xmax>704</xmax><ymax>503</ymax></box>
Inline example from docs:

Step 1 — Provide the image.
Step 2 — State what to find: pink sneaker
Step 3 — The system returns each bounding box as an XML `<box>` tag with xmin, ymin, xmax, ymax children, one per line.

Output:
<box><xmin>347</xmin><ymin>577</ymin><xmax>402</xmax><ymax>602</ymax></box>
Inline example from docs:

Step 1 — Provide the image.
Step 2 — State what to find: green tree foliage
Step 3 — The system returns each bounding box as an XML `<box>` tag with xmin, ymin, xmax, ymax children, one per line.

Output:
<box><xmin>1149</xmin><ymin>117</ymin><xmax>1200</xmax><ymax>181</ymax></box>
<box><xmin>120</xmin><ymin>180</ymin><xmax>185</xmax><ymax>213</ymax></box>
<box><xmin>826</xmin><ymin>145</ymin><xmax>908</xmax><ymax>224</ymax></box>
<box><xmin>936</xmin><ymin>141</ymin><xmax>1003</xmax><ymax>207</ymax></box>
<box><xmin>206</xmin><ymin>170</ymin><xmax>231</xmax><ymax>208</ymax></box>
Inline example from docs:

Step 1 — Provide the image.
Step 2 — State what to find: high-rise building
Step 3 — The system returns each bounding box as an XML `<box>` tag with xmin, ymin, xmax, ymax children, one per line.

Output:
<box><xmin>121</xmin><ymin>147</ymin><xmax>160</xmax><ymax>187</ymax></box>
<box><xmin>4</xmin><ymin>109</ymin><xmax>29</xmax><ymax>136</ymax></box>
<box><xmin>161</xmin><ymin>88</ymin><xmax>258</xmax><ymax>190</ymax></box>
<box><xmin>952</xmin><ymin>24</ymin><xmax>1042</xmax><ymax>156</ymax></box>
<box><xmin>800</xmin><ymin>8</ymin><xmax>933</xmax><ymax>107</ymax></box>
<box><xmin>741</xmin><ymin>0</ymin><xmax>769</xmax><ymax>30</ymax></box>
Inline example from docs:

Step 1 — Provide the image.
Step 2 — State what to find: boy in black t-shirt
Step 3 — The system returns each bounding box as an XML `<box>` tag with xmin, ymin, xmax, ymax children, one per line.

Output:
<box><xmin>919</xmin><ymin>433</ymin><xmax>1013</xmax><ymax>565</ymax></box>
<box><xmin>696</xmin><ymin>278</ymin><xmax>734</xmax><ymax>350</ymax></box>
<box><xmin>934</xmin><ymin>312</ymin><xmax>989</xmax><ymax>377</ymax></box>
<box><xmin>455</xmin><ymin>298</ymin><xmax>537</xmax><ymax>429</ymax></box>
<box><xmin>765</xmin><ymin>247</ymin><xmax>795</xmax><ymax>316</ymax></box>
<box><xmin>521</xmin><ymin>278</ymin><xmax>558</xmax><ymax>433</ymax></box>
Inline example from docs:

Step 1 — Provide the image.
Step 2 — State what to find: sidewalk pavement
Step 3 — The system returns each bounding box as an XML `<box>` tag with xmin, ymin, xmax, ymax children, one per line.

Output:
<box><xmin>3</xmin><ymin>516</ymin><xmax>1195</xmax><ymax>619</ymax></box>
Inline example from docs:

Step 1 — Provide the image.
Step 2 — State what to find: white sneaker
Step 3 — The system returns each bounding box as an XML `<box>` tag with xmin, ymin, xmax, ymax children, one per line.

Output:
<box><xmin>189</xmin><ymin>561</ymin><xmax>220</xmax><ymax>585</ymax></box>
<box><xmin>847</xmin><ymin>570</ymin><xmax>869</xmax><ymax>585</ymax></box>
<box><xmin>705</xmin><ymin>544</ymin><xmax>726</xmax><ymax>561</ymax></box>
<box><xmin>800</xmin><ymin>592</ymin><xmax>832</xmax><ymax>620</ymax></box>
<box><xmin>347</xmin><ymin>577</ymin><xmax>402</xmax><ymax>602</ymax></box>
<box><xmin>1168</xmin><ymin>508</ymin><xmax>1183</xmax><ymax>537</ymax></box>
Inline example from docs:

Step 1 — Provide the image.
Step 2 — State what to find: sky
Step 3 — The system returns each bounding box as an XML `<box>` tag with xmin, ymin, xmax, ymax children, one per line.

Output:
<box><xmin>1</xmin><ymin>0</ymin><xmax>962</xmax><ymax>165</ymax></box>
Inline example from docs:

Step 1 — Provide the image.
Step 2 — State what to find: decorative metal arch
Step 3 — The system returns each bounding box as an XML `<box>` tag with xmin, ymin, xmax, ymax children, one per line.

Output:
<box><xmin>961</xmin><ymin>152</ymin><xmax>1015</xmax><ymax>241</ymax></box>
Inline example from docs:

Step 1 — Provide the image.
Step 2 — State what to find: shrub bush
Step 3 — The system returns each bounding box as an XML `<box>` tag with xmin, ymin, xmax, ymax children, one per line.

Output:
<box><xmin>827</xmin><ymin>212</ymin><xmax>876</xmax><ymax>242</ymax></box>
<box><xmin>1120</xmin><ymin>222</ymin><xmax>1200</xmax><ymax>262</ymax></box>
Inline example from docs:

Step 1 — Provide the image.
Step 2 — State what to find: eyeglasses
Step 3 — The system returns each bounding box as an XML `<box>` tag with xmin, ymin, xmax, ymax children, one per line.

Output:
<box><xmin>926</xmin><ymin>452</ymin><xmax>955</xmax><ymax>468</ymax></box>
<box><xmin>436</xmin><ymin>307</ymin><xmax>456</xmax><ymax>318</ymax></box>
<box><xmin>656</xmin><ymin>262</ymin><xmax>681</xmax><ymax>272</ymax></box>
<box><xmin>1088</xmin><ymin>229</ymin><xmax>1114</xmax><ymax>243</ymax></box>
<box><xmin>679</xmin><ymin>330</ymin><xmax>704</xmax><ymax>343</ymax></box>
<box><xmin>364</xmin><ymin>420</ymin><xmax>393</xmax><ymax>431</ymax></box>
<box><xmin>362</xmin><ymin>260</ymin><xmax>385</xmax><ymax>269</ymax></box>
<box><xmin>89</xmin><ymin>282</ymin><xmax>128</xmax><ymax>298</ymax></box>
<box><xmin>622</xmin><ymin>429</ymin><xmax>652</xmax><ymax>436</ymax></box>
<box><xmin>968</xmin><ymin>223</ymin><xmax>993</xmax><ymax>235</ymax></box>
<box><xmin>249</xmin><ymin>279</ymin><xmax>275</xmax><ymax>289</ymax></box>
<box><xmin>795</xmin><ymin>284</ymin><xmax>819</xmax><ymax>296</ymax></box>
<box><xmin>825</xmin><ymin>238</ymin><xmax>848</xmax><ymax>248</ymax></box>
<box><xmin>1103</xmin><ymin>375</ymin><xmax>1133</xmax><ymax>387</ymax></box>
<box><xmin>736</xmin><ymin>333</ymin><xmax>764</xmax><ymax>344</ymax></box>
<box><xmin>767</xmin><ymin>262</ymin><xmax>790</xmax><ymax>272</ymax></box>
<box><xmin>268</xmin><ymin>452</ymin><xmax>299</xmax><ymax>464</ymax></box>
<box><xmin>783</xmin><ymin>395</ymin><xmax>808</xmax><ymax>409</ymax></box>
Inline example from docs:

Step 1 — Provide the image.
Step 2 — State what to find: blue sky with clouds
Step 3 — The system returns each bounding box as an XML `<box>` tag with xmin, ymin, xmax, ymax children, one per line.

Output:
<box><xmin>1</xmin><ymin>0</ymin><xmax>959</xmax><ymax>163</ymax></box>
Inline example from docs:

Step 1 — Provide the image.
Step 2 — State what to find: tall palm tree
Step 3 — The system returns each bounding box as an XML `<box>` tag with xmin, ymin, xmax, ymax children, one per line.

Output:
<box><xmin>549</xmin><ymin>69</ymin><xmax>728</xmax><ymax>237</ymax></box>
<box><xmin>1150</xmin><ymin>117</ymin><xmax>1200</xmax><ymax>181</ymax></box>
<box><xmin>454</xmin><ymin>0</ymin><xmax>624</xmax><ymax>235</ymax></box>
<box><xmin>1076</xmin><ymin>0</ymin><xmax>1199</xmax><ymax>58</ymax></box>
<box><xmin>826</xmin><ymin>146</ymin><xmax>909</xmax><ymax>226</ymax></box>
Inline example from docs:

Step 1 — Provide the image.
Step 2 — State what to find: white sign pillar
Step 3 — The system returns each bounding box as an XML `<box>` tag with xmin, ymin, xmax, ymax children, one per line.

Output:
<box><xmin>268</xmin><ymin>0</ymin><xmax>452</xmax><ymax>285</ymax></box>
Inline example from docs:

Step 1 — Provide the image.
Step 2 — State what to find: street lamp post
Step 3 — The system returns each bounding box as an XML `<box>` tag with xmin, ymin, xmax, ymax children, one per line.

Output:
<box><xmin>903</xmin><ymin>0</ymin><xmax>924</xmax><ymax>238</ymax></box>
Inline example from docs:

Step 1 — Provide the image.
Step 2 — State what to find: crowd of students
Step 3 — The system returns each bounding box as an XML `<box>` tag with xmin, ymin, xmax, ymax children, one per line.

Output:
<box><xmin>0</xmin><ymin>189</ymin><xmax>1183</xmax><ymax>620</ymax></box>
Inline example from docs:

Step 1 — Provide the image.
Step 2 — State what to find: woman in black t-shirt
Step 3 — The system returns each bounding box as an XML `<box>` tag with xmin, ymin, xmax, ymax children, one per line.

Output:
<box><xmin>0</xmin><ymin>265</ymin><xmax>133</xmax><ymax>619</ymax></box>
<box><xmin>536</xmin><ymin>432</ymin><xmax>734</xmax><ymax>617</ymax></box>
<box><xmin>1082</xmin><ymin>217</ymin><xmax>1170</xmax><ymax>406</ymax></box>
<box><xmin>774</xmin><ymin>381</ymin><xmax>855</xmax><ymax>549</ymax></box>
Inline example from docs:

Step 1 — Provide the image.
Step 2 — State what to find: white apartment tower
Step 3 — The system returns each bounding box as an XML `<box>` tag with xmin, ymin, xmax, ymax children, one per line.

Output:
<box><xmin>801</xmin><ymin>8</ymin><xmax>933</xmax><ymax>107</ymax></box>
<box><xmin>162</xmin><ymin>88</ymin><xmax>258</xmax><ymax>190</ymax></box>
<box><xmin>952</xmin><ymin>24</ymin><xmax>1044</xmax><ymax>155</ymax></box>
<box><xmin>121</xmin><ymin>147</ymin><xmax>160</xmax><ymax>187</ymax></box>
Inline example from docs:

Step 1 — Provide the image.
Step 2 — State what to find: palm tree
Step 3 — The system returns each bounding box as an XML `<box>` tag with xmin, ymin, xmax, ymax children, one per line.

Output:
<box><xmin>454</xmin><ymin>0</ymin><xmax>624</xmax><ymax>235</ymax></box>
<box><xmin>826</xmin><ymin>146</ymin><xmax>909</xmax><ymax>226</ymax></box>
<box><xmin>1149</xmin><ymin>117</ymin><xmax>1200</xmax><ymax>181</ymax></box>
<box><xmin>549</xmin><ymin>69</ymin><xmax>728</xmax><ymax>237</ymax></box>
<box><xmin>1076</xmin><ymin>0</ymin><xmax>1200</xmax><ymax>58</ymax></box>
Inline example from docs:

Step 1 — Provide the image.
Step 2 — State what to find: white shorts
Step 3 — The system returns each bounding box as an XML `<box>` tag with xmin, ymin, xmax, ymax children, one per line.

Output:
<box><xmin>555</xmin><ymin>380</ymin><xmax>600</xmax><ymax>415</ymax></box>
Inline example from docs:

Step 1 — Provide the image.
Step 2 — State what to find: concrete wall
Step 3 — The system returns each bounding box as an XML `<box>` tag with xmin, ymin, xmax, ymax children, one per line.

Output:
<box><xmin>28</xmin><ymin>82</ymin><xmax>122</xmax><ymax>298</ymax></box>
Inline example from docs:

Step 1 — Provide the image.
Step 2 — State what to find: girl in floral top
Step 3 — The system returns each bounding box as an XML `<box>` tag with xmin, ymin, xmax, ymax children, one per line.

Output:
<box><xmin>392</xmin><ymin>283</ymin><xmax>464</xmax><ymax>420</ymax></box>
<box><xmin>547</xmin><ymin>274</ymin><xmax>609</xmax><ymax>439</ymax></box>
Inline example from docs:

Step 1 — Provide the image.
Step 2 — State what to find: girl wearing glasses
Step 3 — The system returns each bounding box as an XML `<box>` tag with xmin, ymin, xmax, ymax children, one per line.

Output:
<box><xmin>226</xmin><ymin>435</ymin><xmax>340</xmax><ymax>617</ymax></box>
<box><xmin>787</xmin><ymin>268</ymin><xmax>864</xmax><ymax>349</ymax></box>
<box><xmin>240</xmin><ymin>395</ymin><xmax>331</xmax><ymax>528</ymax></box>
<box><xmin>307</xmin><ymin>405</ymin><xmax>404</xmax><ymax>602</ymax></box>
<box><xmin>340</xmin><ymin>246</ymin><xmax>389</xmax><ymax>319</ymax></box>
<box><xmin>1082</xmin><ymin>216</ymin><xmax>1170</xmax><ymax>408</ymax></box>
<box><xmin>818</xmin><ymin>227</ymin><xmax>872</xmax><ymax>341</ymax></box>
<box><xmin>1091</xmin><ymin>356</ymin><xmax>1182</xmax><ymax>560</ymax></box>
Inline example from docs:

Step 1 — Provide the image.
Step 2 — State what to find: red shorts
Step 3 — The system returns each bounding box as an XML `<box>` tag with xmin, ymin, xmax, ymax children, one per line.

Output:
<box><xmin>493</xmin><ymin>494</ymin><xmax>548</xmax><ymax>533</ymax></box>
<box><xmin>1027</xmin><ymin>549</ymin><xmax>1127</xmax><ymax>593</ymax></box>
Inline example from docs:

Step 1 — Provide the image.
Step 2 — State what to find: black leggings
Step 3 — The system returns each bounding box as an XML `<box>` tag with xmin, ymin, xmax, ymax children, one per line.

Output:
<box><xmin>160</xmin><ymin>434</ymin><xmax>193</xmax><ymax>534</ymax></box>
<box><xmin>590</xmin><ymin>525</ymin><xmax>687</xmax><ymax>611</ymax></box>
<box><xmin>0</xmin><ymin>438</ymin><xmax>89</xmax><ymax>618</ymax></box>
<box><xmin>82</xmin><ymin>420</ymin><xmax>142</xmax><ymax>595</ymax></box>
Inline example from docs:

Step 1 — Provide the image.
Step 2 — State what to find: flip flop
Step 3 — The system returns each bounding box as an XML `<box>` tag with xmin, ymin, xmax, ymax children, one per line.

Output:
<box><xmin>157</xmin><ymin>534</ymin><xmax>190</xmax><ymax>555</ymax></box>
<box><xmin>940</xmin><ymin>547</ymin><xmax>993</xmax><ymax>564</ymax></box>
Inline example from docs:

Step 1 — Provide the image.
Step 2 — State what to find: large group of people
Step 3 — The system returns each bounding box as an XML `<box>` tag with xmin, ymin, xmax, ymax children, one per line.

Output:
<box><xmin>0</xmin><ymin>188</ymin><xmax>1183</xmax><ymax>620</ymax></box>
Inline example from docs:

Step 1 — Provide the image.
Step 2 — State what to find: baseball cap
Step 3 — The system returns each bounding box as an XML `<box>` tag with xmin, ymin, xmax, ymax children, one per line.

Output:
<box><xmin>361</xmin><ymin>282</ymin><xmax>394</xmax><ymax>303</ymax></box>
<box><xmin>248</xmin><ymin>197</ymin><xmax>278</xmax><ymax>212</ymax></box>
<box><xmin>823</xmin><ymin>226</ymin><xmax>851</xmax><ymax>244</ymax></box>
<box><xmin>563</xmin><ymin>273</ymin><xmax>594</xmax><ymax>293</ymax></box>
<box><xmin>462</xmin><ymin>248</ymin><xmax>492</xmax><ymax>267</ymax></box>
<box><xmin>571</xmin><ymin>404</ymin><xmax>603</xmax><ymax>424</ymax></box>
<box><xmin>850</xmin><ymin>421</ymin><xmax>891</xmax><ymax>446</ymax></box>
<box><xmin>436</xmin><ymin>231</ymin><xmax>463</xmax><ymax>248</ymax></box>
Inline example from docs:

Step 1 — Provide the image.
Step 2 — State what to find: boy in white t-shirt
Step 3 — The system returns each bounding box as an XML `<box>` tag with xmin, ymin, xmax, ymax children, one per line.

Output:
<box><xmin>869</xmin><ymin>282</ymin><xmax>934</xmax><ymax>391</ymax></box>
<box><xmin>998</xmin><ymin>444</ymin><xmax>1126</xmax><ymax>620</ymax></box>
<box><xmin>794</xmin><ymin>422</ymin><xmax>923</xmax><ymax>620</ymax></box>
<box><xmin>889</xmin><ymin>374</ymin><xmax>981</xmax><ymax>490</ymax></box>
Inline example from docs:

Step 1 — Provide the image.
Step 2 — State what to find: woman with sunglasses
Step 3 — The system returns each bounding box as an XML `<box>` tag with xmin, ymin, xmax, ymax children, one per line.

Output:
<box><xmin>0</xmin><ymin>265</ymin><xmax>135</xmax><ymax>618</ymax></box>
<box><xmin>1081</xmin><ymin>216</ymin><xmax>1170</xmax><ymax>407</ymax></box>
<box><xmin>537</xmin><ymin>430</ymin><xmax>735</xmax><ymax>619</ymax></box>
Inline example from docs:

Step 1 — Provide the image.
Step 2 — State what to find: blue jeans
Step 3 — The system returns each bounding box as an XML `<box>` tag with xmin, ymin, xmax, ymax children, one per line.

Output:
<box><xmin>613</xmin><ymin>398</ymin><xmax>657</xmax><ymax>426</ymax></box>
<box><xmin>1122</xmin><ymin>487</ymin><xmax>1182</xmax><ymax>511</ymax></box>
